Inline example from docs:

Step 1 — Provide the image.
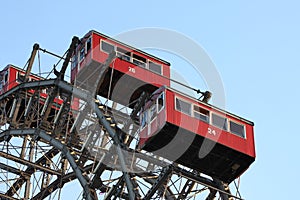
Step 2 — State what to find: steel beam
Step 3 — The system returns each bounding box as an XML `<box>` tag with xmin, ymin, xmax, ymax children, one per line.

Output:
<box><xmin>24</xmin><ymin>140</ymin><xmax>35</xmax><ymax>199</ymax></box>
<box><xmin>0</xmin><ymin>193</ymin><xmax>19</xmax><ymax>200</ymax></box>
<box><xmin>1</xmin><ymin>128</ymin><xmax>94</xmax><ymax>199</ymax></box>
<box><xmin>144</xmin><ymin>165</ymin><xmax>173</xmax><ymax>200</ymax></box>
<box><xmin>0</xmin><ymin>79</ymin><xmax>56</xmax><ymax>101</ymax></box>
<box><xmin>36</xmin><ymin>129</ymin><xmax>94</xmax><ymax>200</ymax></box>
<box><xmin>173</xmin><ymin>167</ymin><xmax>243</xmax><ymax>200</ymax></box>
<box><xmin>0</xmin><ymin>162</ymin><xmax>29</xmax><ymax>177</ymax></box>
<box><xmin>54</xmin><ymin>36</ymin><xmax>79</xmax><ymax>81</ymax></box>
<box><xmin>177</xmin><ymin>179</ymin><xmax>196</xmax><ymax>199</ymax></box>
<box><xmin>6</xmin><ymin>147</ymin><xmax>59</xmax><ymax>196</ymax></box>
<box><xmin>206</xmin><ymin>189</ymin><xmax>217</xmax><ymax>200</ymax></box>
<box><xmin>122</xmin><ymin>92</ymin><xmax>147</xmax><ymax>145</ymax></box>
<box><xmin>95</xmin><ymin>51</ymin><xmax>116</xmax><ymax>94</ymax></box>
<box><xmin>214</xmin><ymin>178</ymin><xmax>229</xmax><ymax>200</ymax></box>
<box><xmin>0</xmin><ymin>151</ymin><xmax>61</xmax><ymax>176</ymax></box>
<box><xmin>91</xmin><ymin>99</ymin><xmax>136</xmax><ymax>200</ymax></box>
<box><xmin>10</xmin><ymin>43</ymin><xmax>39</xmax><ymax>127</ymax></box>
<box><xmin>55</xmin><ymin>70</ymin><xmax>137</xmax><ymax>200</ymax></box>
<box><xmin>90</xmin><ymin>162</ymin><xmax>107</xmax><ymax>189</ymax></box>
<box><xmin>104</xmin><ymin>176</ymin><xmax>125</xmax><ymax>200</ymax></box>
<box><xmin>0</xmin><ymin>78</ymin><xmax>244</xmax><ymax>200</ymax></box>
<box><xmin>32</xmin><ymin>164</ymin><xmax>94</xmax><ymax>200</ymax></box>
<box><xmin>24</xmin><ymin>43</ymin><xmax>39</xmax><ymax>82</ymax></box>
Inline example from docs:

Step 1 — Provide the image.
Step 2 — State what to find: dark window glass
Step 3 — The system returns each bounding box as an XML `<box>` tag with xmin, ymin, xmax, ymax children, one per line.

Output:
<box><xmin>117</xmin><ymin>47</ymin><xmax>130</xmax><ymax>54</ymax></box>
<box><xmin>133</xmin><ymin>54</ymin><xmax>146</xmax><ymax>68</ymax></box>
<box><xmin>149</xmin><ymin>61</ymin><xmax>162</xmax><ymax>74</ymax></box>
<box><xmin>17</xmin><ymin>72</ymin><xmax>25</xmax><ymax>82</ymax></box>
<box><xmin>212</xmin><ymin>113</ymin><xmax>227</xmax><ymax>130</ymax></box>
<box><xmin>149</xmin><ymin>104</ymin><xmax>157</xmax><ymax>121</ymax></box>
<box><xmin>141</xmin><ymin>111</ymin><xmax>148</xmax><ymax>128</ymax></box>
<box><xmin>176</xmin><ymin>98</ymin><xmax>191</xmax><ymax>116</ymax></box>
<box><xmin>79</xmin><ymin>48</ymin><xmax>85</xmax><ymax>61</ymax></box>
<box><xmin>101</xmin><ymin>40</ymin><xmax>114</xmax><ymax>53</ymax></box>
<box><xmin>157</xmin><ymin>93</ymin><xmax>164</xmax><ymax>112</ymax></box>
<box><xmin>116</xmin><ymin>47</ymin><xmax>131</xmax><ymax>61</ymax></box>
<box><xmin>86</xmin><ymin>38</ymin><xmax>92</xmax><ymax>52</ymax></box>
<box><xmin>230</xmin><ymin>121</ymin><xmax>245</xmax><ymax>138</ymax></box>
<box><xmin>71</xmin><ymin>55</ymin><xmax>78</xmax><ymax>69</ymax></box>
<box><xmin>193</xmin><ymin>105</ymin><xmax>209</xmax><ymax>123</ymax></box>
<box><xmin>4</xmin><ymin>71</ymin><xmax>8</xmax><ymax>83</ymax></box>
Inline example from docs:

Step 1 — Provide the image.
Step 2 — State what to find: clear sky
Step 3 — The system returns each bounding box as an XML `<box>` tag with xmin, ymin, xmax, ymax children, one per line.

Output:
<box><xmin>1</xmin><ymin>1</ymin><xmax>300</xmax><ymax>199</ymax></box>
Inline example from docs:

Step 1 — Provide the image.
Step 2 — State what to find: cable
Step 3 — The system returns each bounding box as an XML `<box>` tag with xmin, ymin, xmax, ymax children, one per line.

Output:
<box><xmin>104</xmin><ymin>59</ymin><xmax>116</xmax><ymax>111</ymax></box>
<box><xmin>39</xmin><ymin>44</ymin><xmax>207</xmax><ymax>97</ymax></box>
<box><xmin>38</xmin><ymin>50</ymin><xmax>41</xmax><ymax>76</ymax></box>
<box><xmin>44</xmin><ymin>50</ymin><xmax>68</xmax><ymax>79</ymax></box>
<box><xmin>39</xmin><ymin>48</ymin><xmax>69</xmax><ymax>61</ymax></box>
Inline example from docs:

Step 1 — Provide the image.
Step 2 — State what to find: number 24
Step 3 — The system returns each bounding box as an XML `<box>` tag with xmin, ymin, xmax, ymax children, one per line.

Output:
<box><xmin>208</xmin><ymin>127</ymin><xmax>217</xmax><ymax>136</ymax></box>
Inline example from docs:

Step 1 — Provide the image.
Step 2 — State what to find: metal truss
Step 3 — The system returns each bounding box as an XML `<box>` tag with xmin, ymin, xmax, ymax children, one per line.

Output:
<box><xmin>0</xmin><ymin>43</ymin><xmax>244</xmax><ymax>200</ymax></box>
<box><xmin>0</xmin><ymin>77</ymin><xmax>244</xmax><ymax>200</ymax></box>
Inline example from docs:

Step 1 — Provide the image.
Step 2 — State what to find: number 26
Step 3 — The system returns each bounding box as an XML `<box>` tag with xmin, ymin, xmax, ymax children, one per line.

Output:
<box><xmin>129</xmin><ymin>67</ymin><xmax>135</xmax><ymax>73</ymax></box>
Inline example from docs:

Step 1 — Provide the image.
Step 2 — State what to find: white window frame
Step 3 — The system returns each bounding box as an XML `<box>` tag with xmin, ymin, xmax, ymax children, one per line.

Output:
<box><xmin>148</xmin><ymin>60</ymin><xmax>162</xmax><ymax>75</ymax></box>
<box><xmin>193</xmin><ymin>104</ymin><xmax>210</xmax><ymax>123</ymax></box>
<box><xmin>157</xmin><ymin>92</ymin><xmax>165</xmax><ymax>114</ymax></box>
<box><xmin>77</xmin><ymin>53</ymin><xmax>81</xmax><ymax>71</ymax></box>
<box><xmin>175</xmin><ymin>96</ymin><xmax>192</xmax><ymax>116</ymax></box>
<box><xmin>148</xmin><ymin>103</ymin><xmax>157</xmax><ymax>124</ymax></box>
<box><xmin>71</xmin><ymin>55</ymin><xmax>77</xmax><ymax>70</ymax></box>
<box><xmin>132</xmin><ymin>54</ymin><xmax>146</xmax><ymax>68</ymax></box>
<box><xmin>79</xmin><ymin>47</ymin><xmax>85</xmax><ymax>62</ymax></box>
<box><xmin>16</xmin><ymin>71</ymin><xmax>27</xmax><ymax>83</ymax></box>
<box><xmin>211</xmin><ymin>112</ymin><xmax>228</xmax><ymax>131</ymax></box>
<box><xmin>4</xmin><ymin>71</ymin><xmax>8</xmax><ymax>83</ymax></box>
<box><xmin>140</xmin><ymin>110</ymin><xmax>148</xmax><ymax>131</ymax></box>
<box><xmin>85</xmin><ymin>37</ymin><xmax>92</xmax><ymax>54</ymax></box>
<box><xmin>229</xmin><ymin>120</ymin><xmax>246</xmax><ymax>139</ymax></box>
<box><xmin>116</xmin><ymin>47</ymin><xmax>132</xmax><ymax>62</ymax></box>
<box><xmin>100</xmin><ymin>39</ymin><xmax>115</xmax><ymax>54</ymax></box>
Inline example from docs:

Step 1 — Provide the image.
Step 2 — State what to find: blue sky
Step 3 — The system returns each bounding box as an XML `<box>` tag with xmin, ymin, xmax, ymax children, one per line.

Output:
<box><xmin>1</xmin><ymin>1</ymin><xmax>300</xmax><ymax>199</ymax></box>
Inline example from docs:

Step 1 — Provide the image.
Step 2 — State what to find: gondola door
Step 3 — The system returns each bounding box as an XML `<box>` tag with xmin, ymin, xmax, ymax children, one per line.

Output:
<box><xmin>138</xmin><ymin>91</ymin><xmax>166</xmax><ymax>149</ymax></box>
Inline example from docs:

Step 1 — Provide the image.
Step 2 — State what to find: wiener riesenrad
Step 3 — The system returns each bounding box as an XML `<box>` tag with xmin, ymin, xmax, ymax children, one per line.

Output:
<box><xmin>0</xmin><ymin>30</ymin><xmax>255</xmax><ymax>200</ymax></box>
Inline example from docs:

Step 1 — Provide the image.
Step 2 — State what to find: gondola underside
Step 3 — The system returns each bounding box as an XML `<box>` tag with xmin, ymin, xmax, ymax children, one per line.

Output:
<box><xmin>140</xmin><ymin>122</ymin><xmax>255</xmax><ymax>183</ymax></box>
<box><xmin>74</xmin><ymin>60</ymin><xmax>159</xmax><ymax>108</ymax></box>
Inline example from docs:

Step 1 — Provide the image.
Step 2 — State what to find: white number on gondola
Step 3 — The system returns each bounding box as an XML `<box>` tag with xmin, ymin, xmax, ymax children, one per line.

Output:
<box><xmin>129</xmin><ymin>67</ymin><xmax>135</xmax><ymax>73</ymax></box>
<box><xmin>208</xmin><ymin>127</ymin><xmax>217</xmax><ymax>136</ymax></box>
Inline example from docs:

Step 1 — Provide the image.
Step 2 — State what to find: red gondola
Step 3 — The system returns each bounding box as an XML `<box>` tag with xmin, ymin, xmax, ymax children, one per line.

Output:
<box><xmin>0</xmin><ymin>65</ymin><xmax>41</xmax><ymax>94</ymax></box>
<box><xmin>0</xmin><ymin>64</ymin><xmax>62</xmax><ymax>109</ymax></box>
<box><xmin>71</xmin><ymin>30</ymin><xmax>171</xmax><ymax>107</ymax></box>
<box><xmin>138</xmin><ymin>86</ymin><xmax>255</xmax><ymax>183</ymax></box>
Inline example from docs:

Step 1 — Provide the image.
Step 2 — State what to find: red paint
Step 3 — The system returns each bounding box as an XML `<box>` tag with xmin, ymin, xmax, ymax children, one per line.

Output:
<box><xmin>139</xmin><ymin>87</ymin><xmax>256</xmax><ymax>159</ymax></box>
<box><xmin>0</xmin><ymin>65</ymin><xmax>41</xmax><ymax>94</ymax></box>
<box><xmin>71</xmin><ymin>30</ymin><xmax>171</xmax><ymax>87</ymax></box>
<box><xmin>0</xmin><ymin>65</ymin><xmax>63</xmax><ymax>108</ymax></box>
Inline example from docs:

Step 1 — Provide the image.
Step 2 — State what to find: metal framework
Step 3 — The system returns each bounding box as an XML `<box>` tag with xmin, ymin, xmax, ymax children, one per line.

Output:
<box><xmin>0</xmin><ymin>41</ymin><xmax>245</xmax><ymax>200</ymax></box>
